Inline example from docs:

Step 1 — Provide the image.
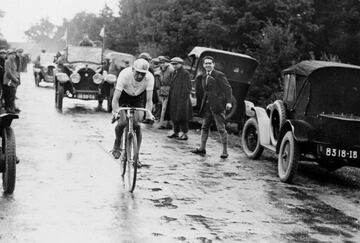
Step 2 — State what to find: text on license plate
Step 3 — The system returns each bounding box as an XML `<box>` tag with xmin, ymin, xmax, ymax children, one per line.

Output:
<box><xmin>319</xmin><ymin>145</ymin><xmax>358</xmax><ymax>159</ymax></box>
<box><xmin>78</xmin><ymin>93</ymin><xmax>96</xmax><ymax>99</ymax></box>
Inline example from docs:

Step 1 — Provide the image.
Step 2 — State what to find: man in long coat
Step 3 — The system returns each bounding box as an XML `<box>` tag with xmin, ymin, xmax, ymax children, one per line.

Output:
<box><xmin>167</xmin><ymin>57</ymin><xmax>193</xmax><ymax>140</ymax></box>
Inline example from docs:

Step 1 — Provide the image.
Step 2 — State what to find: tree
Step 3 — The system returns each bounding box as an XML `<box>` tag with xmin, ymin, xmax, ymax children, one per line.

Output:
<box><xmin>25</xmin><ymin>18</ymin><xmax>57</xmax><ymax>42</ymax></box>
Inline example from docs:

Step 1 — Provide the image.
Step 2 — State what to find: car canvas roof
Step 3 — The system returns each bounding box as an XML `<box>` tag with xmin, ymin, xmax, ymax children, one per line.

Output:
<box><xmin>283</xmin><ymin>60</ymin><xmax>360</xmax><ymax>77</ymax></box>
<box><xmin>188</xmin><ymin>46</ymin><xmax>256</xmax><ymax>61</ymax></box>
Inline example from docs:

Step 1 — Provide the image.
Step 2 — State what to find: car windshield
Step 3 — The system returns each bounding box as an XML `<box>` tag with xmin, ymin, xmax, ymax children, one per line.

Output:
<box><xmin>67</xmin><ymin>46</ymin><xmax>102</xmax><ymax>64</ymax></box>
<box><xmin>308</xmin><ymin>68</ymin><xmax>360</xmax><ymax>116</ymax></box>
<box><xmin>40</xmin><ymin>53</ymin><xmax>56</xmax><ymax>66</ymax></box>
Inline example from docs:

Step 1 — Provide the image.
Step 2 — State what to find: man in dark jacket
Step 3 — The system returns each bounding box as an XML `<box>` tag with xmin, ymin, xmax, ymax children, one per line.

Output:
<box><xmin>3</xmin><ymin>49</ymin><xmax>20</xmax><ymax>113</ymax></box>
<box><xmin>167</xmin><ymin>57</ymin><xmax>193</xmax><ymax>140</ymax></box>
<box><xmin>0</xmin><ymin>49</ymin><xmax>7</xmax><ymax>109</ymax></box>
<box><xmin>191</xmin><ymin>56</ymin><xmax>232</xmax><ymax>158</ymax></box>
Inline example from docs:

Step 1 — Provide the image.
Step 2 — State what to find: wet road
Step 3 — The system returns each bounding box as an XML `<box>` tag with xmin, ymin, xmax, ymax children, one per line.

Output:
<box><xmin>0</xmin><ymin>68</ymin><xmax>359</xmax><ymax>242</ymax></box>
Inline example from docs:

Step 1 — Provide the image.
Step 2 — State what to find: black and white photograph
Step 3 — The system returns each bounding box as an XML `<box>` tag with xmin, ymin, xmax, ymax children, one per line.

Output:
<box><xmin>0</xmin><ymin>0</ymin><xmax>359</xmax><ymax>242</ymax></box>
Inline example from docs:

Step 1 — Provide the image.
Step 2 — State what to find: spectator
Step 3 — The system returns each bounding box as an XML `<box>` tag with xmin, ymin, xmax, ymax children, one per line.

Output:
<box><xmin>3</xmin><ymin>49</ymin><xmax>20</xmax><ymax>113</ymax></box>
<box><xmin>0</xmin><ymin>49</ymin><xmax>7</xmax><ymax>110</ymax></box>
<box><xmin>78</xmin><ymin>34</ymin><xmax>94</xmax><ymax>47</ymax></box>
<box><xmin>166</xmin><ymin>57</ymin><xmax>193</xmax><ymax>140</ymax></box>
<box><xmin>157</xmin><ymin>55</ymin><xmax>174</xmax><ymax>129</ymax></box>
<box><xmin>190</xmin><ymin>56</ymin><xmax>232</xmax><ymax>158</ymax></box>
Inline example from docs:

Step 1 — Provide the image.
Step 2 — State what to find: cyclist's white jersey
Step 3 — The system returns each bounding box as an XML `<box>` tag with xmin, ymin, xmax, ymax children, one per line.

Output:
<box><xmin>115</xmin><ymin>67</ymin><xmax>154</xmax><ymax>96</ymax></box>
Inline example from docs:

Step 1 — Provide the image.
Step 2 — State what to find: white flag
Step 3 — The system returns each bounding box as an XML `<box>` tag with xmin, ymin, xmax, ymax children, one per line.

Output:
<box><xmin>60</xmin><ymin>28</ymin><xmax>68</xmax><ymax>42</ymax></box>
<box><xmin>99</xmin><ymin>26</ymin><xmax>105</xmax><ymax>38</ymax></box>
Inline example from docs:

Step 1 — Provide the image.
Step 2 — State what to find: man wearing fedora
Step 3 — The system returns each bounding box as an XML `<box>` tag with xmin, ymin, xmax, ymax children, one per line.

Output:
<box><xmin>3</xmin><ymin>49</ymin><xmax>20</xmax><ymax>113</ymax></box>
<box><xmin>191</xmin><ymin>56</ymin><xmax>232</xmax><ymax>158</ymax></box>
<box><xmin>166</xmin><ymin>57</ymin><xmax>193</xmax><ymax>140</ymax></box>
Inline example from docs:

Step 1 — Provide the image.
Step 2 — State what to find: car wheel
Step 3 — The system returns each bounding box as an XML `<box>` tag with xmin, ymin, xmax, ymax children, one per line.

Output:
<box><xmin>270</xmin><ymin>100</ymin><xmax>286</xmax><ymax>146</ymax></box>
<box><xmin>241</xmin><ymin>118</ymin><xmax>263</xmax><ymax>159</ymax></box>
<box><xmin>225</xmin><ymin>95</ymin><xmax>237</xmax><ymax>120</ymax></box>
<box><xmin>278</xmin><ymin>131</ymin><xmax>299</xmax><ymax>183</ymax></box>
<box><xmin>2</xmin><ymin>127</ymin><xmax>16</xmax><ymax>194</ymax></box>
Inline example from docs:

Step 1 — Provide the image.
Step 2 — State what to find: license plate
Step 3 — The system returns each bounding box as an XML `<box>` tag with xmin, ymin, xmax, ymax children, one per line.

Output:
<box><xmin>318</xmin><ymin>145</ymin><xmax>359</xmax><ymax>159</ymax></box>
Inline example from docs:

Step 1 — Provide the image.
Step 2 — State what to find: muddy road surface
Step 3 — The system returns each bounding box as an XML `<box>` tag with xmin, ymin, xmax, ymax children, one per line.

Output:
<box><xmin>0</xmin><ymin>69</ymin><xmax>359</xmax><ymax>242</ymax></box>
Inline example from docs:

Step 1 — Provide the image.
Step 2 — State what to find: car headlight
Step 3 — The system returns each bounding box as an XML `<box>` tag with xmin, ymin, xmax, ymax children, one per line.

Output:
<box><xmin>56</xmin><ymin>73</ymin><xmax>69</xmax><ymax>83</ymax></box>
<box><xmin>93</xmin><ymin>73</ymin><xmax>103</xmax><ymax>84</ymax></box>
<box><xmin>70</xmin><ymin>73</ymin><xmax>81</xmax><ymax>83</ymax></box>
<box><xmin>104</xmin><ymin>74</ymin><xmax>117</xmax><ymax>84</ymax></box>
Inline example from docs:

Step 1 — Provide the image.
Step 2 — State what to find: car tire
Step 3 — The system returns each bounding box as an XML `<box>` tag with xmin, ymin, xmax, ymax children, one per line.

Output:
<box><xmin>270</xmin><ymin>100</ymin><xmax>286</xmax><ymax>146</ymax></box>
<box><xmin>225</xmin><ymin>95</ymin><xmax>237</xmax><ymax>121</ymax></box>
<box><xmin>242</xmin><ymin>117</ymin><xmax>263</xmax><ymax>159</ymax></box>
<box><xmin>56</xmin><ymin>84</ymin><xmax>64</xmax><ymax>110</ymax></box>
<box><xmin>2</xmin><ymin>127</ymin><xmax>16</xmax><ymax>194</ymax></box>
<box><xmin>278</xmin><ymin>131</ymin><xmax>299</xmax><ymax>183</ymax></box>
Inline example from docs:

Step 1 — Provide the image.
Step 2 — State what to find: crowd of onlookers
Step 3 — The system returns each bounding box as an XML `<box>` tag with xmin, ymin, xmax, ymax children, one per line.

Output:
<box><xmin>0</xmin><ymin>48</ymin><xmax>28</xmax><ymax>114</ymax></box>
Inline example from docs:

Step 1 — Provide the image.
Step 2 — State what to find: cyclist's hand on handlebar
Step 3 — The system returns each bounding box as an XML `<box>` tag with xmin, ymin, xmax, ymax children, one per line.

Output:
<box><xmin>111</xmin><ymin>110</ymin><xmax>120</xmax><ymax>124</ymax></box>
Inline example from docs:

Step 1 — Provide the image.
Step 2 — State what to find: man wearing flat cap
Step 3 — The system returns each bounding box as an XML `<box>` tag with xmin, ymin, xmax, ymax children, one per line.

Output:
<box><xmin>166</xmin><ymin>57</ymin><xmax>193</xmax><ymax>140</ymax></box>
<box><xmin>157</xmin><ymin>55</ymin><xmax>174</xmax><ymax>129</ymax></box>
<box><xmin>3</xmin><ymin>49</ymin><xmax>20</xmax><ymax>113</ymax></box>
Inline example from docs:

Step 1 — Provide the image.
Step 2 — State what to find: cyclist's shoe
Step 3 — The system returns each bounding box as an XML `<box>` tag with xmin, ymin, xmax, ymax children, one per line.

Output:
<box><xmin>220</xmin><ymin>153</ymin><xmax>229</xmax><ymax>159</ymax></box>
<box><xmin>111</xmin><ymin>149</ymin><xmax>122</xmax><ymax>159</ymax></box>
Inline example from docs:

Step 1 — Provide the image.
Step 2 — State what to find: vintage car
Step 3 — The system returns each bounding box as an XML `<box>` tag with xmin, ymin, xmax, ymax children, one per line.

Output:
<box><xmin>54</xmin><ymin>46</ymin><xmax>117</xmax><ymax>112</ymax></box>
<box><xmin>188</xmin><ymin>47</ymin><xmax>258</xmax><ymax>124</ymax></box>
<box><xmin>242</xmin><ymin>60</ymin><xmax>360</xmax><ymax>183</ymax></box>
<box><xmin>33</xmin><ymin>52</ymin><xmax>57</xmax><ymax>86</ymax></box>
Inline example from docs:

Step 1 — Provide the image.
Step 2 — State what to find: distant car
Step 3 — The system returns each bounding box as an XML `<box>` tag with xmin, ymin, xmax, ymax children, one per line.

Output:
<box><xmin>33</xmin><ymin>52</ymin><xmax>56</xmax><ymax>86</ymax></box>
<box><xmin>54</xmin><ymin>46</ymin><xmax>117</xmax><ymax>112</ymax></box>
<box><xmin>242</xmin><ymin>60</ymin><xmax>360</xmax><ymax>182</ymax></box>
<box><xmin>187</xmin><ymin>46</ymin><xmax>258</xmax><ymax>124</ymax></box>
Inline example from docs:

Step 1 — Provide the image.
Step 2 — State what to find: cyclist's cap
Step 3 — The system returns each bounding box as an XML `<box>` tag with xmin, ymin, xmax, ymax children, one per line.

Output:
<box><xmin>16</xmin><ymin>48</ymin><xmax>24</xmax><ymax>53</ymax></box>
<box><xmin>158</xmin><ymin>56</ymin><xmax>170</xmax><ymax>63</ymax></box>
<box><xmin>170</xmin><ymin>57</ymin><xmax>184</xmax><ymax>64</ymax></box>
<box><xmin>138</xmin><ymin>52</ymin><xmax>152</xmax><ymax>61</ymax></box>
<box><xmin>0</xmin><ymin>49</ymin><xmax>6</xmax><ymax>54</ymax></box>
<box><xmin>133</xmin><ymin>58</ymin><xmax>150</xmax><ymax>73</ymax></box>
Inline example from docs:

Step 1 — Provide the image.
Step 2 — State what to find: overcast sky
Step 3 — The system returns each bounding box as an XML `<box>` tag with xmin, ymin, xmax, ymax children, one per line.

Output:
<box><xmin>0</xmin><ymin>0</ymin><xmax>119</xmax><ymax>42</ymax></box>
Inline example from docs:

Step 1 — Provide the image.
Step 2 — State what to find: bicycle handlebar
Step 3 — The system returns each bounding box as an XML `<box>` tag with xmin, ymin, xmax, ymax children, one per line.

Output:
<box><xmin>111</xmin><ymin>107</ymin><xmax>154</xmax><ymax>124</ymax></box>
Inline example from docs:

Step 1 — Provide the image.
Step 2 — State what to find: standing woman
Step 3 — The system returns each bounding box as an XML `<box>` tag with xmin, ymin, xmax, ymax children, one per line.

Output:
<box><xmin>167</xmin><ymin>57</ymin><xmax>193</xmax><ymax>140</ymax></box>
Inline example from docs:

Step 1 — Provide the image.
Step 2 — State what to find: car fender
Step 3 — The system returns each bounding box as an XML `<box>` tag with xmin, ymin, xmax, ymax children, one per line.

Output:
<box><xmin>253</xmin><ymin>106</ymin><xmax>271</xmax><ymax>145</ymax></box>
<box><xmin>276</xmin><ymin>120</ymin><xmax>315</xmax><ymax>153</ymax></box>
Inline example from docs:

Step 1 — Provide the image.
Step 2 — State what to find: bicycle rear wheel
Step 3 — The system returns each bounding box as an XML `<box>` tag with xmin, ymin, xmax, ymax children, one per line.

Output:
<box><xmin>125</xmin><ymin>132</ymin><xmax>138</xmax><ymax>192</ymax></box>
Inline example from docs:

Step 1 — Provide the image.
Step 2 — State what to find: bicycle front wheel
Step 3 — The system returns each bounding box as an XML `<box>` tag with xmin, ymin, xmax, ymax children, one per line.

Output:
<box><xmin>125</xmin><ymin>132</ymin><xmax>138</xmax><ymax>192</ymax></box>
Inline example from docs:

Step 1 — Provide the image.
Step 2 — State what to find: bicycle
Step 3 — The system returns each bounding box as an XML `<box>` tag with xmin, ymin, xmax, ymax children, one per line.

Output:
<box><xmin>112</xmin><ymin>107</ymin><xmax>153</xmax><ymax>192</ymax></box>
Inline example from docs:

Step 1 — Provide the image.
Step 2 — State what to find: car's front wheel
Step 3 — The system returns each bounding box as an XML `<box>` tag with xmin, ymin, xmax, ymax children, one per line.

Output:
<box><xmin>278</xmin><ymin>131</ymin><xmax>299</xmax><ymax>183</ymax></box>
<box><xmin>241</xmin><ymin>117</ymin><xmax>263</xmax><ymax>159</ymax></box>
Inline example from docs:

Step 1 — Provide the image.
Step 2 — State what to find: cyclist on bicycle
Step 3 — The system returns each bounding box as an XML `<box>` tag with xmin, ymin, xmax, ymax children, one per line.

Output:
<box><xmin>111</xmin><ymin>58</ymin><xmax>155</xmax><ymax>164</ymax></box>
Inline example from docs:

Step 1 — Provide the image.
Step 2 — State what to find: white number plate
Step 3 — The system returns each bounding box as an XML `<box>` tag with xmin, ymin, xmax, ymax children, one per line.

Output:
<box><xmin>77</xmin><ymin>93</ymin><xmax>96</xmax><ymax>99</ymax></box>
<box><xmin>318</xmin><ymin>145</ymin><xmax>358</xmax><ymax>159</ymax></box>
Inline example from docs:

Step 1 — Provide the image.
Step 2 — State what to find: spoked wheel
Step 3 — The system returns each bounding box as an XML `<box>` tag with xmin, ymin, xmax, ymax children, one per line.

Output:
<box><xmin>2</xmin><ymin>127</ymin><xmax>16</xmax><ymax>194</ymax></box>
<box><xmin>124</xmin><ymin>132</ymin><xmax>138</xmax><ymax>192</ymax></box>
<box><xmin>241</xmin><ymin>118</ymin><xmax>263</xmax><ymax>159</ymax></box>
<box><xmin>278</xmin><ymin>131</ymin><xmax>299</xmax><ymax>183</ymax></box>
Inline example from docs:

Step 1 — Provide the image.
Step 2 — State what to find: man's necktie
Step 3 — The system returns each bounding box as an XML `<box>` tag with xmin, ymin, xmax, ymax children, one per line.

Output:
<box><xmin>205</xmin><ymin>72</ymin><xmax>210</xmax><ymax>86</ymax></box>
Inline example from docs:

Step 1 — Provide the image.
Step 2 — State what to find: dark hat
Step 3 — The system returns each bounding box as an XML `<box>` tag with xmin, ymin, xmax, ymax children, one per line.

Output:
<box><xmin>170</xmin><ymin>57</ymin><xmax>184</xmax><ymax>64</ymax></box>
<box><xmin>158</xmin><ymin>55</ymin><xmax>170</xmax><ymax>63</ymax></box>
<box><xmin>0</xmin><ymin>49</ymin><xmax>6</xmax><ymax>54</ymax></box>
<box><xmin>138</xmin><ymin>52</ymin><xmax>152</xmax><ymax>61</ymax></box>
<box><xmin>16</xmin><ymin>48</ymin><xmax>24</xmax><ymax>53</ymax></box>
<box><xmin>7</xmin><ymin>48</ymin><xmax>16</xmax><ymax>54</ymax></box>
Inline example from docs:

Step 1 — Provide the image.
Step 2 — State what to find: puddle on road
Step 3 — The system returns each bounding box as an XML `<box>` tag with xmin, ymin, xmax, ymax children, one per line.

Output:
<box><xmin>149</xmin><ymin>197</ymin><xmax>178</xmax><ymax>209</ymax></box>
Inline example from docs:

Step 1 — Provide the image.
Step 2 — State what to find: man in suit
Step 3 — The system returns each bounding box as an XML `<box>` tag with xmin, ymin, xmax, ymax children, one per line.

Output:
<box><xmin>191</xmin><ymin>56</ymin><xmax>232</xmax><ymax>158</ymax></box>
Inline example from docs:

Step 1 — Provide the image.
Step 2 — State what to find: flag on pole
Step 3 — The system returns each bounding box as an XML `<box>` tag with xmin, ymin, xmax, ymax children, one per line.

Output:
<box><xmin>60</xmin><ymin>28</ymin><xmax>68</xmax><ymax>43</ymax></box>
<box><xmin>99</xmin><ymin>26</ymin><xmax>105</xmax><ymax>38</ymax></box>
